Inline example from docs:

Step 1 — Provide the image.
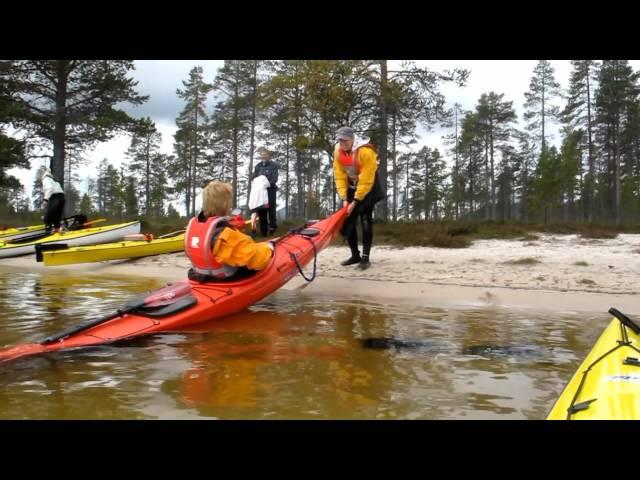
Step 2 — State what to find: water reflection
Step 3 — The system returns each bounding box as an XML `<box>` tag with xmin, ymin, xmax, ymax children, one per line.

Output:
<box><xmin>0</xmin><ymin>268</ymin><xmax>609</xmax><ymax>419</ymax></box>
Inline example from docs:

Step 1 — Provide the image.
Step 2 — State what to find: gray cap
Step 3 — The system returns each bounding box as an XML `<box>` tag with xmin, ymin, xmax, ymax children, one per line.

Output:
<box><xmin>336</xmin><ymin>126</ymin><xmax>355</xmax><ymax>141</ymax></box>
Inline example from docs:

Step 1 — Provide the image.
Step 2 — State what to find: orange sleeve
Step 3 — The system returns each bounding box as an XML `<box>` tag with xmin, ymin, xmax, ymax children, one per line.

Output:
<box><xmin>212</xmin><ymin>227</ymin><xmax>273</xmax><ymax>271</ymax></box>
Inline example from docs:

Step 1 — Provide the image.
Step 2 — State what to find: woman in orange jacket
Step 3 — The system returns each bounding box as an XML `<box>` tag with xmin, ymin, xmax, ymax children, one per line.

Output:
<box><xmin>185</xmin><ymin>181</ymin><xmax>274</xmax><ymax>283</ymax></box>
<box><xmin>333</xmin><ymin>126</ymin><xmax>384</xmax><ymax>270</ymax></box>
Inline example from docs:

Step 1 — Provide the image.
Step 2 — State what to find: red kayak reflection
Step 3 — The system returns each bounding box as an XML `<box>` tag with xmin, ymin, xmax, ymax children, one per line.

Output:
<box><xmin>173</xmin><ymin>309</ymin><xmax>348</xmax><ymax>410</ymax></box>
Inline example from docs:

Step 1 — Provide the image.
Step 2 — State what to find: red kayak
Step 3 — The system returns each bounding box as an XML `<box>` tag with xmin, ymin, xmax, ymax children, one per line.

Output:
<box><xmin>0</xmin><ymin>208</ymin><xmax>347</xmax><ymax>363</ymax></box>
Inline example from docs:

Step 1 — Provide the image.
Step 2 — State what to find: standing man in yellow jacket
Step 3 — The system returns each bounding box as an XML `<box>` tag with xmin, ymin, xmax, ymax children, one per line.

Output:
<box><xmin>333</xmin><ymin>126</ymin><xmax>384</xmax><ymax>270</ymax></box>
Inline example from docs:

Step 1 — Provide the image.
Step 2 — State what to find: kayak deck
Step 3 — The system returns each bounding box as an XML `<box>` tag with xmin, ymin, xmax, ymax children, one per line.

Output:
<box><xmin>547</xmin><ymin>309</ymin><xmax>640</xmax><ymax>420</ymax></box>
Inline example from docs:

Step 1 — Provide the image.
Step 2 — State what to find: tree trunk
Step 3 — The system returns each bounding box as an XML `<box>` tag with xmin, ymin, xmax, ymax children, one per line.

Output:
<box><xmin>614</xmin><ymin>124</ymin><xmax>621</xmax><ymax>225</ymax></box>
<box><xmin>454</xmin><ymin>105</ymin><xmax>459</xmax><ymax>219</ymax></box>
<box><xmin>484</xmin><ymin>139</ymin><xmax>489</xmax><ymax>221</ymax></box>
<box><xmin>190</xmin><ymin>91</ymin><xmax>199</xmax><ymax>217</ymax></box>
<box><xmin>541</xmin><ymin>71</ymin><xmax>546</xmax><ymax>153</ymax></box>
<box><xmin>586</xmin><ymin>66</ymin><xmax>594</xmax><ymax>223</ymax></box>
<box><xmin>522</xmin><ymin>164</ymin><xmax>528</xmax><ymax>222</ymax></box>
<box><xmin>424</xmin><ymin>151</ymin><xmax>429</xmax><ymax>220</ymax></box>
<box><xmin>52</xmin><ymin>61</ymin><xmax>68</xmax><ymax>187</ymax></box>
<box><xmin>489</xmin><ymin>127</ymin><xmax>495</xmax><ymax>221</ymax></box>
<box><xmin>184</xmin><ymin>145</ymin><xmax>191</xmax><ymax>217</ymax></box>
<box><xmin>377</xmin><ymin>60</ymin><xmax>389</xmax><ymax>220</ymax></box>
<box><xmin>285</xmin><ymin>131</ymin><xmax>290</xmax><ymax>218</ymax></box>
<box><xmin>405</xmin><ymin>152</ymin><xmax>410</xmax><ymax>219</ymax></box>
<box><xmin>145</xmin><ymin>136</ymin><xmax>150</xmax><ymax>216</ymax></box>
<box><xmin>232</xmin><ymin>66</ymin><xmax>240</xmax><ymax>207</ymax></box>
<box><xmin>246</xmin><ymin>61</ymin><xmax>258</xmax><ymax>204</ymax></box>
<box><xmin>468</xmin><ymin>145</ymin><xmax>474</xmax><ymax>214</ymax></box>
<box><xmin>232</xmin><ymin>122</ymin><xmax>239</xmax><ymax>207</ymax></box>
<box><xmin>391</xmin><ymin>110</ymin><xmax>397</xmax><ymax>221</ymax></box>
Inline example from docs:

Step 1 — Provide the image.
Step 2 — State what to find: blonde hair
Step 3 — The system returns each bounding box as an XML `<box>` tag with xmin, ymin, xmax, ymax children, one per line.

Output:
<box><xmin>202</xmin><ymin>181</ymin><xmax>233</xmax><ymax>217</ymax></box>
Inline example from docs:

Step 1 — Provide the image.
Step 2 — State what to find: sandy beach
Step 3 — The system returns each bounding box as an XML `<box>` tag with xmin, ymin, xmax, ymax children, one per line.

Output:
<box><xmin>1</xmin><ymin>232</ymin><xmax>639</xmax><ymax>315</ymax></box>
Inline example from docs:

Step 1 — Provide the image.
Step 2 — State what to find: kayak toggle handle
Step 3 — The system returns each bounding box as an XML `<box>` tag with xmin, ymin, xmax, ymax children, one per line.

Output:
<box><xmin>609</xmin><ymin>308</ymin><xmax>640</xmax><ymax>335</ymax></box>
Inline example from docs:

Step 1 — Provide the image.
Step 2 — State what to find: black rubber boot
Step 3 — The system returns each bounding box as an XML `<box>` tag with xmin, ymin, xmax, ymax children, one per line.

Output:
<box><xmin>341</xmin><ymin>255</ymin><xmax>362</xmax><ymax>266</ymax></box>
<box><xmin>358</xmin><ymin>255</ymin><xmax>370</xmax><ymax>270</ymax></box>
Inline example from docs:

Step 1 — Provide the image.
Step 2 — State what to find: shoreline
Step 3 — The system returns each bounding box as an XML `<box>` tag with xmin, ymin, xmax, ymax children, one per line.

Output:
<box><xmin>1</xmin><ymin>233</ymin><xmax>639</xmax><ymax>316</ymax></box>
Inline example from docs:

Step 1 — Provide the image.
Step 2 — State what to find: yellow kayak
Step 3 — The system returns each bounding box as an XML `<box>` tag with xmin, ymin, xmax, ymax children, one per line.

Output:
<box><xmin>39</xmin><ymin>231</ymin><xmax>185</xmax><ymax>266</ymax></box>
<box><xmin>0</xmin><ymin>224</ymin><xmax>46</xmax><ymax>241</ymax></box>
<box><xmin>0</xmin><ymin>221</ymin><xmax>140</xmax><ymax>259</ymax></box>
<box><xmin>0</xmin><ymin>216</ymin><xmax>103</xmax><ymax>241</ymax></box>
<box><xmin>547</xmin><ymin>308</ymin><xmax>640</xmax><ymax>420</ymax></box>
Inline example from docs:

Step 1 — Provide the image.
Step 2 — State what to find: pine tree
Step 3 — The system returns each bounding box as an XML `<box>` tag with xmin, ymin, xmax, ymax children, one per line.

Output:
<box><xmin>475</xmin><ymin>92</ymin><xmax>517</xmax><ymax>220</ymax></box>
<box><xmin>148</xmin><ymin>154</ymin><xmax>171</xmax><ymax>219</ymax></box>
<box><xmin>126</xmin><ymin>117</ymin><xmax>161</xmax><ymax>217</ymax></box>
<box><xmin>376</xmin><ymin>61</ymin><xmax>468</xmax><ymax>219</ymax></box>
<box><xmin>457</xmin><ymin>111</ymin><xmax>485</xmax><ymax>216</ymax></box>
<box><xmin>558</xmin><ymin>130</ymin><xmax>582</xmax><ymax>221</ymax></box>
<box><xmin>123</xmin><ymin>176</ymin><xmax>139</xmax><ymax>220</ymax></box>
<box><xmin>0</xmin><ymin>60</ymin><xmax>147</xmax><ymax>185</ymax></box>
<box><xmin>78</xmin><ymin>192</ymin><xmax>95</xmax><ymax>217</ymax></box>
<box><xmin>524</xmin><ymin>60</ymin><xmax>562</xmax><ymax>153</ymax></box>
<box><xmin>209</xmin><ymin>61</ymin><xmax>255</xmax><ymax>207</ymax></box>
<box><xmin>442</xmin><ymin>102</ymin><xmax>464</xmax><ymax>219</ymax></box>
<box><xmin>175</xmin><ymin>66</ymin><xmax>213</xmax><ymax>216</ymax></box>
<box><xmin>562</xmin><ymin>60</ymin><xmax>600</xmax><ymax>222</ymax></box>
<box><xmin>511</xmin><ymin>131</ymin><xmax>537</xmax><ymax>221</ymax></box>
<box><xmin>594</xmin><ymin>60</ymin><xmax>640</xmax><ymax>223</ymax></box>
<box><xmin>531</xmin><ymin>145</ymin><xmax>562</xmax><ymax>224</ymax></box>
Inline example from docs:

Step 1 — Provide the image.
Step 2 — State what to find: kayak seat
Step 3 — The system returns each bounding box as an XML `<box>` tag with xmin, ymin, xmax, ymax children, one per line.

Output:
<box><xmin>299</xmin><ymin>228</ymin><xmax>320</xmax><ymax>237</ymax></box>
<box><xmin>187</xmin><ymin>266</ymin><xmax>259</xmax><ymax>283</ymax></box>
<box><xmin>134</xmin><ymin>295</ymin><xmax>198</xmax><ymax>318</ymax></box>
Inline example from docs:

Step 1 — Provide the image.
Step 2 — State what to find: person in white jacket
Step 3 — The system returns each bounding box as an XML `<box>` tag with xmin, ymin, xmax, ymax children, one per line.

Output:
<box><xmin>248</xmin><ymin>174</ymin><xmax>270</xmax><ymax>235</ymax></box>
<box><xmin>253</xmin><ymin>147</ymin><xmax>278</xmax><ymax>236</ymax></box>
<box><xmin>37</xmin><ymin>165</ymin><xmax>66</xmax><ymax>233</ymax></box>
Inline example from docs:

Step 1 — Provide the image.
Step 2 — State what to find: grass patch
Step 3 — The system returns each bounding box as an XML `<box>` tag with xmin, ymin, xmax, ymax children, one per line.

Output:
<box><xmin>574</xmin><ymin>261</ymin><xmax>589</xmax><ymax>266</ymax></box>
<box><xmin>367</xmin><ymin>222</ymin><xmax>472</xmax><ymax>248</ymax></box>
<box><xmin>578</xmin><ymin>278</ymin><xmax>596</xmax><ymax>285</ymax></box>
<box><xmin>579</xmin><ymin>228</ymin><xmax>618</xmax><ymax>239</ymax></box>
<box><xmin>470</xmin><ymin>222</ymin><xmax>531</xmax><ymax>240</ymax></box>
<box><xmin>503</xmin><ymin>257</ymin><xmax>541</xmax><ymax>265</ymax></box>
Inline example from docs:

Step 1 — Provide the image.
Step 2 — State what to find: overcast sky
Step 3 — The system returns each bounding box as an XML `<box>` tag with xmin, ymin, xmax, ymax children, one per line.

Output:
<box><xmin>10</xmin><ymin>60</ymin><xmax>640</xmax><ymax>211</ymax></box>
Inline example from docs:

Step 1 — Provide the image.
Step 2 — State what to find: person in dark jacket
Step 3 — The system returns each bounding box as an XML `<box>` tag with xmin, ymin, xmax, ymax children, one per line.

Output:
<box><xmin>253</xmin><ymin>147</ymin><xmax>278</xmax><ymax>236</ymax></box>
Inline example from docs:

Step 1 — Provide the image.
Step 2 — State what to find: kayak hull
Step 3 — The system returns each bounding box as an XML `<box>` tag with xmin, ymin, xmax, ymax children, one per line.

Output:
<box><xmin>547</xmin><ymin>315</ymin><xmax>640</xmax><ymax>420</ymax></box>
<box><xmin>0</xmin><ymin>209</ymin><xmax>346</xmax><ymax>362</ymax></box>
<box><xmin>0</xmin><ymin>225</ymin><xmax>47</xmax><ymax>241</ymax></box>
